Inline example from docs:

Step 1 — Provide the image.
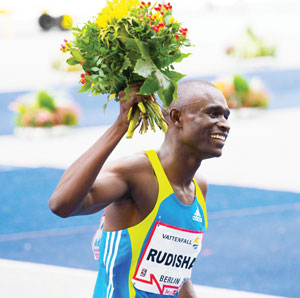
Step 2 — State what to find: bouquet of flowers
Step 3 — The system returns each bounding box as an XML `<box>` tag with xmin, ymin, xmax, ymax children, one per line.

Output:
<box><xmin>9</xmin><ymin>91</ymin><xmax>79</xmax><ymax>128</ymax></box>
<box><xmin>213</xmin><ymin>75</ymin><xmax>270</xmax><ymax>109</ymax></box>
<box><xmin>61</xmin><ymin>0</ymin><xmax>191</xmax><ymax>137</ymax></box>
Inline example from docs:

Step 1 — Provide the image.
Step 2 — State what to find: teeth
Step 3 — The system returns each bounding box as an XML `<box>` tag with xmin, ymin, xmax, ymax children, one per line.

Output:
<box><xmin>211</xmin><ymin>134</ymin><xmax>225</xmax><ymax>141</ymax></box>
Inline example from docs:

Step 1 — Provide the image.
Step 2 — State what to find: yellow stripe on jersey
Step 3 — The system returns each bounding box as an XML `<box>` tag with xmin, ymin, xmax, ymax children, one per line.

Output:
<box><xmin>127</xmin><ymin>150</ymin><xmax>173</xmax><ymax>297</ymax></box>
<box><xmin>193</xmin><ymin>178</ymin><xmax>208</xmax><ymax>229</ymax></box>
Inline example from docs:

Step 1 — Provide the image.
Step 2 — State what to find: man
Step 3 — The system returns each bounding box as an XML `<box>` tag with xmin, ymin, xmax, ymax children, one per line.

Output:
<box><xmin>49</xmin><ymin>80</ymin><xmax>230</xmax><ymax>297</ymax></box>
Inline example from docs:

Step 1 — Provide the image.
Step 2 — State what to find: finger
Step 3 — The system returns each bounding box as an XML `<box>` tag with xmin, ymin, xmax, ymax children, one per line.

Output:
<box><xmin>136</xmin><ymin>95</ymin><xmax>144</xmax><ymax>103</ymax></box>
<box><xmin>118</xmin><ymin>90</ymin><xmax>125</xmax><ymax>99</ymax></box>
<box><xmin>136</xmin><ymin>93</ymin><xmax>152</xmax><ymax>101</ymax></box>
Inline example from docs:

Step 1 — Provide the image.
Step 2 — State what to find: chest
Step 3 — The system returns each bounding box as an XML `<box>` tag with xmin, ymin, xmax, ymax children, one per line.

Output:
<box><xmin>133</xmin><ymin>173</ymin><xmax>196</xmax><ymax>215</ymax></box>
<box><xmin>131</xmin><ymin>194</ymin><xmax>205</xmax><ymax>296</ymax></box>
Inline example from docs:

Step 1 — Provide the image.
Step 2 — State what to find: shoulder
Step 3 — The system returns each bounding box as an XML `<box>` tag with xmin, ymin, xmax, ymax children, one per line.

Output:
<box><xmin>194</xmin><ymin>172</ymin><xmax>208</xmax><ymax>201</ymax></box>
<box><xmin>98</xmin><ymin>152</ymin><xmax>157</xmax><ymax>230</ymax></box>
<box><xmin>102</xmin><ymin>151</ymin><xmax>154</xmax><ymax>184</ymax></box>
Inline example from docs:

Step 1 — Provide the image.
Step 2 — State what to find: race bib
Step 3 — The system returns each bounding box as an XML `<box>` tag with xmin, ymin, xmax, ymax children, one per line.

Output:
<box><xmin>132</xmin><ymin>221</ymin><xmax>204</xmax><ymax>295</ymax></box>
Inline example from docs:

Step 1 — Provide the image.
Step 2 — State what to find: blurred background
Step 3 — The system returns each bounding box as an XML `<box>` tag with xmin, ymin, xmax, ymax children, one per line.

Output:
<box><xmin>1</xmin><ymin>0</ymin><xmax>300</xmax><ymax>297</ymax></box>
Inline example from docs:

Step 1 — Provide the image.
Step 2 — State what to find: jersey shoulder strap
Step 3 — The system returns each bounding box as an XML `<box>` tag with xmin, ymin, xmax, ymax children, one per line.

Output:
<box><xmin>143</xmin><ymin>150</ymin><xmax>173</xmax><ymax>202</ymax></box>
<box><xmin>193</xmin><ymin>178</ymin><xmax>208</xmax><ymax>229</ymax></box>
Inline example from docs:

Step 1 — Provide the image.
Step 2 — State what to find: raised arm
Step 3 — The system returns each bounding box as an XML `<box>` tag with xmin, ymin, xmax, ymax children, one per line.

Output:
<box><xmin>49</xmin><ymin>87</ymin><xmax>140</xmax><ymax>218</ymax></box>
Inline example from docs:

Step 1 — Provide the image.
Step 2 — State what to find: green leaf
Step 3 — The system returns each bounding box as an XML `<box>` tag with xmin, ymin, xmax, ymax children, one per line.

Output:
<box><xmin>135</xmin><ymin>39</ymin><xmax>151</xmax><ymax>59</ymax></box>
<box><xmin>91</xmin><ymin>56</ymin><xmax>99</xmax><ymax>64</ymax></box>
<box><xmin>161</xmin><ymin>80</ymin><xmax>177</xmax><ymax>107</ymax></box>
<box><xmin>66</xmin><ymin>57</ymin><xmax>79</xmax><ymax>65</ymax></box>
<box><xmin>120</xmin><ymin>37</ymin><xmax>150</xmax><ymax>59</ymax></box>
<box><xmin>158</xmin><ymin>53</ymin><xmax>191</xmax><ymax>68</ymax></box>
<box><xmin>120</xmin><ymin>37</ymin><xmax>139</xmax><ymax>51</ymax></box>
<box><xmin>77</xmin><ymin>82</ymin><xmax>91</xmax><ymax>93</ymax></box>
<box><xmin>96</xmin><ymin>58</ymin><xmax>103</xmax><ymax>66</ymax></box>
<box><xmin>103</xmin><ymin>96</ymin><xmax>111</xmax><ymax>112</ymax></box>
<box><xmin>120</xmin><ymin>56</ymin><xmax>131</xmax><ymax>73</ymax></box>
<box><xmin>153</xmin><ymin>70</ymin><xmax>175</xmax><ymax>107</ymax></box>
<box><xmin>139</xmin><ymin>76</ymin><xmax>160</xmax><ymax>95</ymax></box>
<box><xmin>155</xmin><ymin>70</ymin><xmax>171</xmax><ymax>90</ymax></box>
<box><xmin>124</xmin><ymin>85</ymin><xmax>131</xmax><ymax>101</ymax></box>
<box><xmin>91</xmin><ymin>67</ymin><xmax>100</xmax><ymax>72</ymax></box>
<box><xmin>183</xmin><ymin>39</ymin><xmax>192</xmax><ymax>47</ymax></box>
<box><xmin>103</xmin><ymin>102</ymin><xmax>108</xmax><ymax>111</ymax></box>
<box><xmin>165</xmin><ymin>71</ymin><xmax>186</xmax><ymax>82</ymax></box>
<box><xmin>91</xmin><ymin>91</ymin><xmax>101</xmax><ymax>96</ymax></box>
<box><xmin>134</xmin><ymin>58</ymin><xmax>156</xmax><ymax>78</ymax></box>
<box><xmin>99</xmin><ymin>69</ymin><xmax>105</xmax><ymax>77</ymax></box>
<box><xmin>71</xmin><ymin>48</ymin><xmax>84</xmax><ymax>62</ymax></box>
<box><xmin>174</xmin><ymin>53</ymin><xmax>191</xmax><ymax>63</ymax></box>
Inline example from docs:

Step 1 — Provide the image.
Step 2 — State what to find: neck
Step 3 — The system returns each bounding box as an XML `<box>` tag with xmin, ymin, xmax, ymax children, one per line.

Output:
<box><xmin>158</xmin><ymin>138</ymin><xmax>202</xmax><ymax>187</ymax></box>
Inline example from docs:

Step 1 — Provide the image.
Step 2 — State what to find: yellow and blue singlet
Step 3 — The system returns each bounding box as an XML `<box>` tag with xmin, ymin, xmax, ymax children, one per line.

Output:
<box><xmin>92</xmin><ymin>150</ymin><xmax>208</xmax><ymax>297</ymax></box>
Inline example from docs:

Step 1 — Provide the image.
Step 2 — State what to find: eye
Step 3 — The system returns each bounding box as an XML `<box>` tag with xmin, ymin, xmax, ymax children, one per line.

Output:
<box><xmin>209</xmin><ymin>111</ymin><xmax>218</xmax><ymax>118</ymax></box>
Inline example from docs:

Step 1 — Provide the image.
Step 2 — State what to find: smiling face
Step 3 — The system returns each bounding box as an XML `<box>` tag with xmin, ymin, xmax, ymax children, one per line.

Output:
<box><xmin>170</xmin><ymin>81</ymin><xmax>231</xmax><ymax>160</ymax></box>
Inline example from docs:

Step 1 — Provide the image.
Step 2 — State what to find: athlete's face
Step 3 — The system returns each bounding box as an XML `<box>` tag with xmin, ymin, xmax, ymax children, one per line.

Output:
<box><xmin>179</xmin><ymin>87</ymin><xmax>230</xmax><ymax>159</ymax></box>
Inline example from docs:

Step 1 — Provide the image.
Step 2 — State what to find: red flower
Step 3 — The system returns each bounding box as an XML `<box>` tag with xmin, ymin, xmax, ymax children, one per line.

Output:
<box><xmin>147</xmin><ymin>2</ymin><xmax>151</xmax><ymax>6</ymax></box>
<box><xmin>160</xmin><ymin>11</ymin><xmax>164</xmax><ymax>15</ymax></box>
<box><xmin>85</xmin><ymin>72</ymin><xmax>90</xmax><ymax>76</ymax></box>
<box><xmin>179</xmin><ymin>28</ymin><xmax>188</xmax><ymax>34</ymax></box>
<box><xmin>80</xmin><ymin>73</ymin><xmax>85</xmax><ymax>78</ymax></box>
<box><xmin>141</xmin><ymin>1</ymin><xmax>146</xmax><ymax>5</ymax></box>
<box><xmin>81</xmin><ymin>78</ymin><xmax>86</xmax><ymax>84</ymax></box>
<box><xmin>175</xmin><ymin>35</ymin><xmax>179</xmax><ymax>40</ymax></box>
<box><xmin>152</xmin><ymin>26</ymin><xmax>159</xmax><ymax>33</ymax></box>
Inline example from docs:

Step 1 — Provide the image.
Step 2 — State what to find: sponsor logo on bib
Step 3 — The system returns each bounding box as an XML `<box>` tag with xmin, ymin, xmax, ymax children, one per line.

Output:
<box><xmin>132</xmin><ymin>222</ymin><xmax>204</xmax><ymax>295</ymax></box>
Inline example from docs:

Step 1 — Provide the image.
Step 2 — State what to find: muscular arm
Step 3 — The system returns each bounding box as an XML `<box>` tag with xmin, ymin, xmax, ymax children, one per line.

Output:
<box><xmin>49</xmin><ymin>88</ymin><xmax>141</xmax><ymax>218</ymax></box>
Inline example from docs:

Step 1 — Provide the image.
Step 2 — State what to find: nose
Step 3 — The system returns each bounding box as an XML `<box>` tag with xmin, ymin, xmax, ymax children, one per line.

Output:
<box><xmin>218</xmin><ymin>117</ymin><xmax>230</xmax><ymax>133</ymax></box>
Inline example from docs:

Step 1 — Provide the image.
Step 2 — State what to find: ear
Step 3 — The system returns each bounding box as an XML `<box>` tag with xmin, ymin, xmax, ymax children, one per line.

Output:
<box><xmin>169</xmin><ymin>109</ymin><xmax>183</xmax><ymax>127</ymax></box>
